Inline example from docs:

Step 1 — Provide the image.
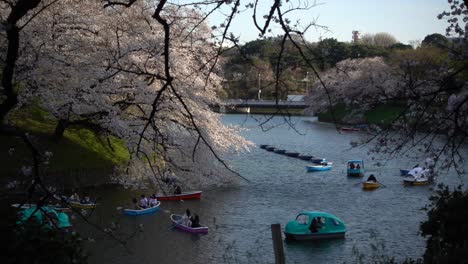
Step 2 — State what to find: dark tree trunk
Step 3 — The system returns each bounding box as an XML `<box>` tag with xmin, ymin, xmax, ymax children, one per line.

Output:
<box><xmin>53</xmin><ymin>119</ymin><xmax>69</xmax><ymax>141</ymax></box>
<box><xmin>0</xmin><ymin>0</ymin><xmax>42</xmax><ymax>125</ymax></box>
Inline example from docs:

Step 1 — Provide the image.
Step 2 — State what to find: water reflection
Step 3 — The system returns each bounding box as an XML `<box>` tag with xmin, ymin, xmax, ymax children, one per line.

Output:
<box><xmin>84</xmin><ymin>114</ymin><xmax>467</xmax><ymax>264</ymax></box>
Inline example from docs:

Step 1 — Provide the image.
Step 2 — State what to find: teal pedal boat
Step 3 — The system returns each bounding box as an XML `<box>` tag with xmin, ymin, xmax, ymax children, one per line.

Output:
<box><xmin>284</xmin><ymin>211</ymin><xmax>346</xmax><ymax>241</ymax></box>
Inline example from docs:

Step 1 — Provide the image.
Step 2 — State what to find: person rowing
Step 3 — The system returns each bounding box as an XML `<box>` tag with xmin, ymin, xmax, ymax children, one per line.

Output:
<box><xmin>367</xmin><ymin>174</ymin><xmax>377</xmax><ymax>182</ymax></box>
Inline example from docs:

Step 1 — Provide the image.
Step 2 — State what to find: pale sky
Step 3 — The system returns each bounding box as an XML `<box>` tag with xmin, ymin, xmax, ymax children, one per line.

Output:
<box><xmin>203</xmin><ymin>0</ymin><xmax>449</xmax><ymax>44</ymax></box>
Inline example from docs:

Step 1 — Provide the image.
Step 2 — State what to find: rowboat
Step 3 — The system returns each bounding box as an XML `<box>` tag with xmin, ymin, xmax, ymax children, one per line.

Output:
<box><xmin>297</xmin><ymin>155</ymin><xmax>313</xmax><ymax>161</ymax></box>
<box><xmin>362</xmin><ymin>181</ymin><xmax>380</xmax><ymax>190</ymax></box>
<box><xmin>340</xmin><ymin>127</ymin><xmax>360</xmax><ymax>132</ymax></box>
<box><xmin>53</xmin><ymin>195</ymin><xmax>97</xmax><ymax>209</ymax></box>
<box><xmin>285</xmin><ymin>211</ymin><xmax>346</xmax><ymax>241</ymax></box>
<box><xmin>156</xmin><ymin>191</ymin><xmax>202</xmax><ymax>201</ymax></box>
<box><xmin>170</xmin><ymin>214</ymin><xmax>208</xmax><ymax>234</ymax></box>
<box><xmin>274</xmin><ymin>149</ymin><xmax>286</xmax><ymax>154</ymax></box>
<box><xmin>69</xmin><ymin>201</ymin><xmax>98</xmax><ymax>209</ymax></box>
<box><xmin>306</xmin><ymin>163</ymin><xmax>333</xmax><ymax>172</ymax></box>
<box><xmin>284</xmin><ymin>151</ymin><xmax>300</xmax><ymax>157</ymax></box>
<box><xmin>124</xmin><ymin>201</ymin><xmax>161</xmax><ymax>216</ymax></box>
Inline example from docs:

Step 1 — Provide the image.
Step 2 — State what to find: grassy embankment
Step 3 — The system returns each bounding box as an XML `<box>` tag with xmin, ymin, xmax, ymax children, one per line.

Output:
<box><xmin>0</xmin><ymin>106</ymin><xmax>130</xmax><ymax>187</ymax></box>
<box><xmin>317</xmin><ymin>103</ymin><xmax>406</xmax><ymax>126</ymax></box>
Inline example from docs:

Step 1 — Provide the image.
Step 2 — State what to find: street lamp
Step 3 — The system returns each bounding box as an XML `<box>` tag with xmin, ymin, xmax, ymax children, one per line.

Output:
<box><xmin>257</xmin><ymin>73</ymin><xmax>261</xmax><ymax>100</ymax></box>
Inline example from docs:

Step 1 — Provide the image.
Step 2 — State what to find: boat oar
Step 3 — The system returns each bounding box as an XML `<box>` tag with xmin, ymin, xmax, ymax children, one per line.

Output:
<box><xmin>377</xmin><ymin>181</ymin><xmax>387</xmax><ymax>188</ymax></box>
<box><xmin>353</xmin><ymin>181</ymin><xmax>366</xmax><ymax>186</ymax></box>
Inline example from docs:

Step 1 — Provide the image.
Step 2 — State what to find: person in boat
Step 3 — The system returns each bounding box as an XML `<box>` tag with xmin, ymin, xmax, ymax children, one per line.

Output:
<box><xmin>349</xmin><ymin>163</ymin><xmax>355</xmax><ymax>169</ymax></box>
<box><xmin>190</xmin><ymin>214</ymin><xmax>200</xmax><ymax>228</ymax></box>
<box><xmin>80</xmin><ymin>193</ymin><xmax>91</xmax><ymax>204</ymax></box>
<box><xmin>149</xmin><ymin>194</ymin><xmax>158</xmax><ymax>207</ymax></box>
<box><xmin>163</xmin><ymin>169</ymin><xmax>177</xmax><ymax>186</ymax></box>
<box><xmin>309</xmin><ymin>217</ymin><xmax>320</xmax><ymax>233</ymax></box>
<box><xmin>320</xmin><ymin>161</ymin><xmax>328</xmax><ymax>166</ymax></box>
<box><xmin>132</xmin><ymin>198</ymin><xmax>139</xmax><ymax>209</ymax></box>
<box><xmin>356</xmin><ymin>164</ymin><xmax>361</xmax><ymax>169</ymax></box>
<box><xmin>139</xmin><ymin>194</ymin><xmax>148</xmax><ymax>209</ymax></box>
<box><xmin>70</xmin><ymin>191</ymin><xmax>80</xmax><ymax>202</ymax></box>
<box><xmin>182</xmin><ymin>209</ymin><xmax>192</xmax><ymax>226</ymax></box>
<box><xmin>367</xmin><ymin>174</ymin><xmax>377</xmax><ymax>182</ymax></box>
<box><xmin>174</xmin><ymin>185</ymin><xmax>182</xmax><ymax>195</ymax></box>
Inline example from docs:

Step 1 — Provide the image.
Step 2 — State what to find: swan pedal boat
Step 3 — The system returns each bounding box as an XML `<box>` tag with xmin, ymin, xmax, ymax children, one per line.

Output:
<box><xmin>402</xmin><ymin>167</ymin><xmax>431</xmax><ymax>185</ymax></box>
<box><xmin>403</xmin><ymin>177</ymin><xmax>429</xmax><ymax>186</ymax></box>
<box><xmin>285</xmin><ymin>211</ymin><xmax>346</xmax><ymax>241</ymax></box>
<box><xmin>156</xmin><ymin>191</ymin><xmax>202</xmax><ymax>201</ymax></box>
<box><xmin>362</xmin><ymin>181</ymin><xmax>380</xmax><ymax>190</ymax></box>
<box><xmin>305</xmin><ymin>163</ymin><xmax>333</xmax><ymax>172</ymax></box>
<box><xmin>170</xmin><ymin>214</ymin><xmax>208</xmax><ymax>234</ymax></box>
<box><xmin>124</xmin><ymin>201</ymin><xmax>161</xmax><ymax>216</ymax></box>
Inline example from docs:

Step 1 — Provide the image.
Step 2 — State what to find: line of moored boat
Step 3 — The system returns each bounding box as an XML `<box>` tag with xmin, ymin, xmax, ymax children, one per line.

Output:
<box><xmin>259</xmin><ymin>144</ymin><xmax>326</xmax><ymax>164</ymax></box>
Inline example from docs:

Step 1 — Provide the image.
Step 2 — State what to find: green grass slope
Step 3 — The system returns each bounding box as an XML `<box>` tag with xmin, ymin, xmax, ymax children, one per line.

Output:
<box><xmin>0</xmin><ymin>106</ymin><xmax>129</xmax><ymax>185</ymax></box>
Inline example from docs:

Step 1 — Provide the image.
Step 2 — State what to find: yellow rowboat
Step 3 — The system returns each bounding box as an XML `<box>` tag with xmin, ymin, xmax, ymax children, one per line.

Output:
<box><xmin>69</xmin><ymin>201</ymin><xmax>97</xmax><ymax>209</ymax></box>
<box><xmin>362</xmin><ymin>181</ymin><xmax>380</xmax><ymax>190</ymax></box>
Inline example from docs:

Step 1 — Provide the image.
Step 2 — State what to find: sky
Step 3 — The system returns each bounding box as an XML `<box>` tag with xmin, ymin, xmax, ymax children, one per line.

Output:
<box><xmin>204</xmin><ymin>0</ymin><xmax>449</xmax><ymax>44</ymax></box>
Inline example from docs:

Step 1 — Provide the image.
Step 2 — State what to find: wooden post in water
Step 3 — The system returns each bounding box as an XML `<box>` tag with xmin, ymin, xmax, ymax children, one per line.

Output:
<box><xmin>271</xmin><ymin>223</ymin><xmax>285</xmax><ymax>264</ymax></box>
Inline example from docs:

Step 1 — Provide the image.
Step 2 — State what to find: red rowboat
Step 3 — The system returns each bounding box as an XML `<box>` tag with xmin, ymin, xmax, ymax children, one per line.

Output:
<box><xmin>340</xmin><ymin>127</ymin><xmax>360</xmax><ymax>132</ymax></box>
<box><xmin>156</xmin><ymin>191</ymin><xmax>202</xmax><ymax>201</ymax></box>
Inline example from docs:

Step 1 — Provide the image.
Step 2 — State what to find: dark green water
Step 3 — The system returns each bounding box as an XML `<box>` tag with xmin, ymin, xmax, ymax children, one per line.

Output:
<box><xmin>83</xmin><ymin>114</ymin><xmax>467</xmax><ymax>263</ymax></box>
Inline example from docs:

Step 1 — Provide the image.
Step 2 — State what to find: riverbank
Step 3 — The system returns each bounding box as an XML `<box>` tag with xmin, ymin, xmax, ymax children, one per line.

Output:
<box><xmin>317</xmin><ymin>103</ymin><xmax>405</xmax><ymax>126</ymax></box>
<box><xmin>0</xmin><ymin>106</ymin><xmax>129</xmax><ymax>189</ymax></box>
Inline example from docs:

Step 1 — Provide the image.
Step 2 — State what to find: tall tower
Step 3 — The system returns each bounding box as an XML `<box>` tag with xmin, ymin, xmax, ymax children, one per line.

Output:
<box><xmin>352</xmin><ymin>30</ymin><xmax>360</xmax><ymax>44</ymax></box>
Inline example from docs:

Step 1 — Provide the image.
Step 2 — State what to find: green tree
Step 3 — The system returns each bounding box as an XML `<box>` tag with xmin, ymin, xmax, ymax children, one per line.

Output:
<box><xmin>421</xmin><ymin>33</ymin><xmax>449</xmax><ymax>49</ymax></box>
<box><xmin>421</xmin><ymin>184</ymin><xmax>468</xmax><ymax>264</ymax></box>
<box><xmin>315</xmin><ymin>38</ymin><xmax>351</xmax><ymax>69</ymax></box>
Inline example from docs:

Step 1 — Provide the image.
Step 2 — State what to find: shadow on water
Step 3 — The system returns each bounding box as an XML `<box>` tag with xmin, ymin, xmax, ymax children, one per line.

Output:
<box><xmin>285</xmin><ymin>237</ymin><xmax>346</xmax><ymax>248</ymax></box>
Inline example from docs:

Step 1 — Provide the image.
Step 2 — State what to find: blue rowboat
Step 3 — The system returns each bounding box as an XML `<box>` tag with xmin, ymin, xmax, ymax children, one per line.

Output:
<box><xmin>306</xmin><ymin>163</ymin><xmax>333</xmax><ymax>172</ymax></box>
<box><xmin>124</xmin><ymin>201</ymin><xmax>161</xmax><ymax>216</ymax></box>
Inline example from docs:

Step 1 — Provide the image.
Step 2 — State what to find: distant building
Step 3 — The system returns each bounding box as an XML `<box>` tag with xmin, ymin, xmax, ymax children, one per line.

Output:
<box><xmin>352</xmin><ymin>30</ymin><xmax>360</xmax><ymax>44</ymax></box>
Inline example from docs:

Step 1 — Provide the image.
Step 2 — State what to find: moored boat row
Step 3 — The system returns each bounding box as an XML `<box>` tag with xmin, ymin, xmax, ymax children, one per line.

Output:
<box><xmin>259</xmin><ymin>144</ymin><xmax>327</xmax><ymax>164</ymax></box>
